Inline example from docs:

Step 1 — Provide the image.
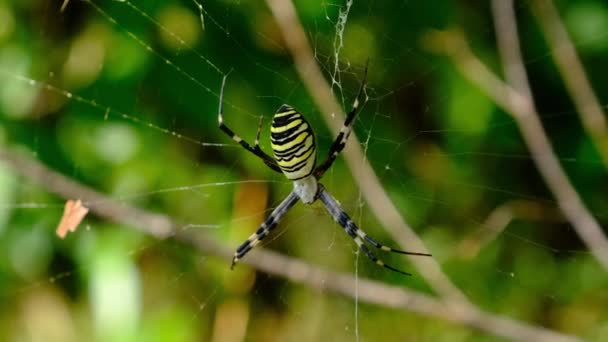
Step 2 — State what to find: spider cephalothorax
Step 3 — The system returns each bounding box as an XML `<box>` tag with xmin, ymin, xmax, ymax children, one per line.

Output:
<box><xmin>218</xmin><ymin>66</ymin><xmax>431</xmax><ymax>275</ymax></box>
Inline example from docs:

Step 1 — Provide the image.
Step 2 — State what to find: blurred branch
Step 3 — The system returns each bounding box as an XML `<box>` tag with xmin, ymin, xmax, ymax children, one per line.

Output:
<box><xmin>423</xmin><ymin>0</ymin><xmax>608</xmax><ymax>271</ymax></box>
<box><xmin>492</xmin><ymin>0</ymin><xmax>608</xmax><ymax>270</ymax></box>
<box><xmin>60</xmin><ymin>0</ymin><xmax>70</xmax><ymax>13</ymax></box>
<box><xmin>0</xmin><ymin>147</ymin><xmax>581</xmax><ymax>342</ymax></box>
<box><xmin>456</xmin><ymin>200</ymin><xmax>564</xmax><ymax>259</ymax></box>
<box><xmin>264</xmin><ymin>0</ymin><xmax>467</xmax><ymax>304</ymax></box>
<box><xmin>531</xmin><ymin>0</ymin><xmax>608</xmax><ymax>167</ymax></box>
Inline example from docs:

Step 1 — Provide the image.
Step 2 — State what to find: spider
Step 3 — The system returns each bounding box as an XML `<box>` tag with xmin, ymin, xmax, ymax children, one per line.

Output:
<box><xmin>218</xmin><ymin>66</ymin><xmax>431</xmax><ymax>276</ymax></box>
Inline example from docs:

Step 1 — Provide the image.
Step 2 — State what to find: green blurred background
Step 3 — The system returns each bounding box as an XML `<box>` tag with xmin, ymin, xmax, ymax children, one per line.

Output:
<box><xmin>1</xmin><ymin>0</ymin><xmax>608</xmax><ymax>340</ymax></box>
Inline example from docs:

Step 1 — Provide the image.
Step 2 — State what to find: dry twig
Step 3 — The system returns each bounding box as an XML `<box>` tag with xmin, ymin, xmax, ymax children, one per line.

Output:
<box><xmin>456</xmin><ymin>200</ymin><xmax>564</xmax><ymax>259</ymax></box>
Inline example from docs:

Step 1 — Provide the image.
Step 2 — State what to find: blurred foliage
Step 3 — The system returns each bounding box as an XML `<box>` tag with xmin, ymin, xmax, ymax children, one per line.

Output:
<box><xmin>1</xmin><ymin>0</ymin><xmax>608</xmax><ymax>341</ymax></box>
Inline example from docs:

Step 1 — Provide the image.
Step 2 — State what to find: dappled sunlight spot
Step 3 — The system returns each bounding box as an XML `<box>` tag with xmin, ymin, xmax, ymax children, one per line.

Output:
<box><xmin>553</xmin><ymin>296</ymin><xmax>605</xmax><ymax>336</ymax></box>
<box><xmin>62</xmin><ymin>23</ymin><xmax>107</xmax><ymax>88</ymax></box>
<box><xmin>0</xmin><ymin>46</ymin><xmax>36</xmax><ymax>119</ymax></box>
<box><xmin>222</xmin><ymin>263</ymin><xmax>256</xmax><ymax>295</ymax></box>
<box><xmin>157</xmin><ymin>5</ymin><xmax>201</xmax><ymax>51</ymax></box>
<box><xmin>104</xmin><ymin>30</ymin><xmax>150</xmax><ymax>81</ymax></box>
<box><xmin>17</xmin><ymin>288</ymin><xmax>77</xmax><ymax>342</ymax></box>
<box><xmin>252</xmin><ymin>310</ymin><xmax>282</xmax><ymax>341</ymax></box>
<box><xmin>110</xmin><ymin>170</ymin><xmax>152</xmax><ymax>200</ymax></box>
<box><xmin>9</xmin><ymin>227</ymin><xmax>53</xmax><ymax>281</ymax></box>
<box><xmin>343</xmin><ymin>23</ymin><xmax>375</xmax><ymax>64</ymax></box>
<box><xmin>93</xmin><ymin>123</ymin><xmax>141</xmax><ymax>164</ymax></box>
<box><xmin>409</xmin><ymin>142</ymin><xmax>451</xmax><ymax>186</ymax></box>
<box><xmin>231</xmin><ymin>181</ymin><xmax>269</xmax><ymax>241</ymax></box>
<box><xmin>0</xmin><ymin>4</ymin><xmax>15</xmax><ymax>43</ymax></box>
<box><xmin>445</xmin><ymin>74</ymin><xmax>494</xmax><ymax>135</ymax></box>
<box><xmin>278</xmin><ymin>290</ymin><xmax>331</xmax><ymax>341</ymax></box>
<box><xmin>253</xmin><ymin>12</ymin><xmax>286</xmax><ymax>54</ymax></box>
<box><xmin>210</xmin><ymin>299</ymin><xmax>250</xmax><ymax>342</ymax></box>
<box><xmin>0</xmin><ymin>162</ymin><xmax>18</xmax><ymax>234</ymax></box>
<box><xmin>90</xmin><ymin>250</ymin><xmax>141</xmax><ymax>341</ymax></box>
<box><xmin>564</xmin><ymin>2</ymin><xmax>608</xmax><ymax>54</ymax></box>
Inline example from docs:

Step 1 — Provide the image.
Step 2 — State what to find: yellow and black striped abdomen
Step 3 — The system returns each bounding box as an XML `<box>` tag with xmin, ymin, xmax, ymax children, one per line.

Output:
<box><xmin>270</xmin><ymin>104</ymin><xmax>316</xmax><ymax>180</ymax></box>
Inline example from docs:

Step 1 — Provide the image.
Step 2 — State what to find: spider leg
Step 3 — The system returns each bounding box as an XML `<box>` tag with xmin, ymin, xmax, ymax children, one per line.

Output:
<box><xmin>218</xmin><ymin>74</ymin><xmax>282</xmax><ymax>173</ymax></box>
<box><xmin>254</xmin><ymin>115</ymin><xmax>264</xmax><ymax>149</ymax></box>
<box><xmin>231</xmin><ymin>191</ymin><xmax>300</xmax><ymax>269</ymax></box>
<box><xmin>354</xmin><ymin>237</ymin><xmax>411</xmax><ymax>276</ymax></box>
<box><xmin>317</xmin><ymin>184</ymin><xmax>430</xmax><ymax>276</ymax></box>
<box><xmin>314</xmin><ymin>62</ymin><xmax>369</xmax><ymax>179</ymax></box>
<box><xmin>355</xmin><ymin>230</ymin><xmax>432</xmax><ymax>256</ymax></box>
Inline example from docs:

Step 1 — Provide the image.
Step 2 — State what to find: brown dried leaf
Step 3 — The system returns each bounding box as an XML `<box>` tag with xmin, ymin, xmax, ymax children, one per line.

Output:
<box><xmin>56</xmin><ymin>199</ymin><xmax>89</xmax><ymax>239</ymax></box>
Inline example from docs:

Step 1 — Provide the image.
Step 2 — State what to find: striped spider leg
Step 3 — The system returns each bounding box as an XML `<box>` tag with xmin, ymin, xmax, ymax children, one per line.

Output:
<box><xmin>314</xmin><ymin>63</ymin><xmax>369</xmax><ymax>179</ymax></box>
<box><xmin>231</xmin><ymin>191</ymin><xmax>299</xmax><ymax>268</ymax></box>
<box><xmin>317</xmin><ymin>185</ymin><xmax>431</xmax><ymax>276</ymax></box>
<box><xmin>217</xmin><ymin>74</ymin><xmax>282</xmax><ymax>174</ymax></box>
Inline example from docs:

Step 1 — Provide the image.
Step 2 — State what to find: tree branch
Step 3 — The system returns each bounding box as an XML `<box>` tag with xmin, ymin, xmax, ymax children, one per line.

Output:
<box><xmin>424</xmin><ymin>1</ymin><xmax>608</xmax><ymax>270</ymax></box>
<box><xmin>492</xmin><ymin>0</ymin><xmax>608</xmax><ymax>270</ymax></box>
<box><xmin>456</xmin><ymin>200</ymin><xmax>564</xmax><ymax>259</ymax></box>
<box><xmin>531</xmin><ymin>0</ymin><xmax>608</xmax><ymax>168</ymax></box>
<box><xmin>0</xmin><ymin>147</ymin><xmax>580</xmax><ymax>342</ymax></box>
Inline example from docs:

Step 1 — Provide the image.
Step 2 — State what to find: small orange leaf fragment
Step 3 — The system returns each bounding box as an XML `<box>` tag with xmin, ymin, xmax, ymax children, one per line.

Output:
<box><xmin>56</xmin><ymin>199</ymin><xmax>89</xmax><ymax>239</ymax></box>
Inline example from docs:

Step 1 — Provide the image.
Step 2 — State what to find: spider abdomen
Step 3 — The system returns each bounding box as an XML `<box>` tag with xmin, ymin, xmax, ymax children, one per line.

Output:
<box><xmin>270</xmin><ymin>104</ymin><xmax>316</xmax><ymax>180</ymax></box>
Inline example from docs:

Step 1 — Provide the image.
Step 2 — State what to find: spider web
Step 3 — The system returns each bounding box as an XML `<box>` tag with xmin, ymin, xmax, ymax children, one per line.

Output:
<box><xmin>1</xmin><ymin>0</ymin><xmax>608</xmax><ymax>341</ymax></box>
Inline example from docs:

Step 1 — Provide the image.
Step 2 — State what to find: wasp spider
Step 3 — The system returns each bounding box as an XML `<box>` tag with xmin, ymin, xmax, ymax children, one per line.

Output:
<box><xmin>218</xmin><ymin>67</ymin><xmax>431</xmax><ymax>276</ymax></box>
